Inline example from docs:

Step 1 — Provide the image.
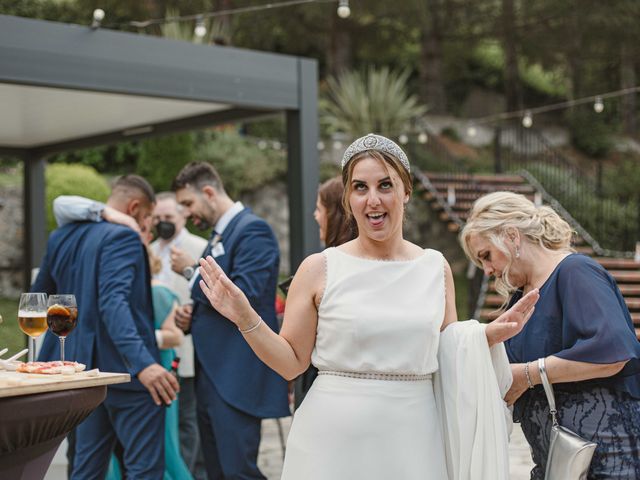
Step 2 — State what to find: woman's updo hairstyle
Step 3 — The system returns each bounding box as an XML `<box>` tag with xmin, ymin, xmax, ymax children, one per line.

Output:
<box><xmin>460</xmin><ymin>191</ymin><xmax>574</xmax><ymax>298</ymax></box>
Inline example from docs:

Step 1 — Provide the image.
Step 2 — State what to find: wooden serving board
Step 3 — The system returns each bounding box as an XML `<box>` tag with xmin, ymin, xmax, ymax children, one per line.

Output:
<box><xmin>0</xmin><ymin>371</ymin><xmax>130</xmax><ymax>398</ymax></box>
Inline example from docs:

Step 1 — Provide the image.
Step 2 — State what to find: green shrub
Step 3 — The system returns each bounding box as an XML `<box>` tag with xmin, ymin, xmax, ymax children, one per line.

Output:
<box><xmin>568</xmin><ymin>110</ymin><xmax>613</xmax><ymax>158</ymax></box>
<box><xmin>136</xmin><ymin>133</ymin><xmax>194</xmax><ymax>192</ymax></box>
<box><xmin>193</xmin><ymin>130</ymin><xmax>286</xmax><ymax>198</ymax></box>
<box><xmin>46</xmin><ymin>163</ymin><xmax>110</xmax><ymax>232</ymax></box>
<box><xmin>440</xmin><ymin>127</ymin><xmax>460</xmax><ymax>142</ymax></box>
<box><xmin>525</xmin><ymin>163</ymin><xmax>637</xmax><ymax>251</ymax></box>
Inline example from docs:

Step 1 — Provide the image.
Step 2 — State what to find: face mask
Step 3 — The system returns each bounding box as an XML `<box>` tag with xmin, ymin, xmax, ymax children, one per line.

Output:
<box><xmin>156</xmin><ymin>221</ymin><xmax>176</xmax><ymax>240</ymax></box>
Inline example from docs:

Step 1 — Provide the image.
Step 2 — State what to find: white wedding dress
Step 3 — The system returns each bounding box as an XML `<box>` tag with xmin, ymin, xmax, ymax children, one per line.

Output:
<box><xmin>281</xmin><ymin>247</ymin><xmax>513</xmax><ymax>480</ymax></box>
<box><xmin>282</xmin><ymin>248</ymin><xmax>450</xmax><ymax>479</ymax></box>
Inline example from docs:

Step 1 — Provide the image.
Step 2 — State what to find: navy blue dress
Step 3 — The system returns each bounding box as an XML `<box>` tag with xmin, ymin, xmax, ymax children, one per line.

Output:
<box><xmin>506</xmin><ymin>254</ymin><xmax>640</xmax><ymax>479</ymax></box>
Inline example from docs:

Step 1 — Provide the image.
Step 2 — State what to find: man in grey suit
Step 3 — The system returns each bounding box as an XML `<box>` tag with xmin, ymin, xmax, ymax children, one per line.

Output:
<box><xmin>150</xmin><ymin>192</ymin><xmax>208</xmax><ymax>480</ymax></box>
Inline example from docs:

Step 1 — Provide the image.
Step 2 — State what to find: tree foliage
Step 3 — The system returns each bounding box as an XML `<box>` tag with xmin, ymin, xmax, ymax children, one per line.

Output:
<box><xmin>321</xmin><ymin>67</ymin><xmax>427</xmax><ymax>138</ymax></box>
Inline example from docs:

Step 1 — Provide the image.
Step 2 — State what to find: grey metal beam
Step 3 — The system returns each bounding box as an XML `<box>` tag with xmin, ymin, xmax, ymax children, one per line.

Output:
<box><xmin>23</xmin><ymin>153</ymin><xmax>47</xmax><ymax>290</ymax></box>
<box><xmin>286</xmin><ymin>58</ymin><xmax>320</xmax><ymax>272</ymax></box>
<box><xmin>29</xmin><ymin>107</ymin><xmax>276</xmax><ymax>157</ymax></box>
<box><xmin>0</xmin><ymin>15</ymin><xmax>300</xmax><ymax>110</ymax></box>
<box><xmin>0</xmin><ymin>147</ymin><xmax>27</xmax><ymax>157</ymax></box>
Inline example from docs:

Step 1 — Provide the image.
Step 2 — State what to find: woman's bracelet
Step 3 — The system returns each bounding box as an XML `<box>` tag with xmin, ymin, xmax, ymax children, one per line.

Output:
<box><xmin>524</xmin><ymin>361</ymin><xmax>535</xmax><ymax>389</ymax></box>
<box><xmin>239</xmin><ymin>316</ymin><xmax>263</xmax><ymax>334</ymax></box>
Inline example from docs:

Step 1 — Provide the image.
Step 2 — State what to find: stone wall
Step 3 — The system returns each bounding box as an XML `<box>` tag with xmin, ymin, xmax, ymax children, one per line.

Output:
<box><xmin>0</xmin><ymin>185</ymin><xmax>24</xmax><ymax>298</ymax></box>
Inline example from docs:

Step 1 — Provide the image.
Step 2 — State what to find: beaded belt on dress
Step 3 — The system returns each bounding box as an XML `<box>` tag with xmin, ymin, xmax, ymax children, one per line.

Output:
<box><xmin>317</xmin><ymin>370</ymin><xmax>432</xmax><ymax>381</ymax></box>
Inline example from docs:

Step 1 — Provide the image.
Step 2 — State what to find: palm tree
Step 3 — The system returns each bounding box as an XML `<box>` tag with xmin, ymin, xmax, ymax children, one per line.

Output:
<box><xmin>321</xmin><ymin>67</ymin><xmax>427</xmax><ymax>139</ymax></box>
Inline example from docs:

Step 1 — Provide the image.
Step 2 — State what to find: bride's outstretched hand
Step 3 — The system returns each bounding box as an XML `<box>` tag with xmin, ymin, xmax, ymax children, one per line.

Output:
<box><xmin>198</xmin><ymin>256</ymin><xmax>254</xmax><ymax>328</ymax></box>
<box><xmin>485</xmin><ymin>288</ymin><xmax>539</xmax><ymax>347</ymax></box>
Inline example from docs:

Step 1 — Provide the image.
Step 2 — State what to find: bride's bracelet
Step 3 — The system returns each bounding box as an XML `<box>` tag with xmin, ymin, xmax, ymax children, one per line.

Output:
<box><xmin>239</xmin><ymin>316</ymin><xmax>263</xmax><ymax>334</ymax></box>
<box><xmin>524</xmin><ymin>361</ymin><xmax>535</xmax><ymax>389</ymax></box>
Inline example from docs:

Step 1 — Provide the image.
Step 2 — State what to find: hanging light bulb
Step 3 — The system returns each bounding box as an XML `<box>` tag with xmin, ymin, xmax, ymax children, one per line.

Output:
<box><xmin>317</xmin><ymin>141</ymin><xmax>325</xmax><ymax>151</ymax></box>
<box><xmin>398</xmin><ymin>134</ymin><xmax>409</xmax><ymax>145</ymax></box>
<box><xmin>91</xmin><ymin>8</ymin><xmax>105</xmax><ymax>29</ymax></box>
<box><xmin>272</xmin><ymin>141</ymin><xmax>282</xmax><ymax>150</ymax></box>
<box><xmin>467</xmin><ymin>125</ymin><xmax>477</xmax><ymax>137</ymax></box>
<box><xmin>333</xmin><ymin>140</ymin><xmax>343</xmax><ymax>150</ymax></box>
<box><xmin>593</xmin><ymin>96</ymin><xmax>604</xmax><ymax>113</ymax></box>
<box><xmin>418</xmin><ymin>132</ymin><xmax>428</xmax><ymax>144</ymax></box>
<box><xmin>194</xmin><ymin>16</ymin><xmax>207</xmax><ymax>38</ymax></box>
<box><xmin>337</xmin><ymin>0</ymin><xmax>351</xmax><ymax>18</ymax></box>
<box><xmin>522</xmin><ymin>110</ymin><xmax>533</xmax><ymax>128</ymax></box>
<box><xmin>257</xmin><ymin>140</ymin><xmax>267</xmax><ymax>150</ymax></box>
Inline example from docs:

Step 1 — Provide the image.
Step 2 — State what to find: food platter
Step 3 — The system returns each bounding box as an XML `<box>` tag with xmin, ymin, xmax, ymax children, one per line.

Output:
<box><xmin>0</xmin><ymin>370</ymin><xmax>130</xmax><ymax>398</ymax></box>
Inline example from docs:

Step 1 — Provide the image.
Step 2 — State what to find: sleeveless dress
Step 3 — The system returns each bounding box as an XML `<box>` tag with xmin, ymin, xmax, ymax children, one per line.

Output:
<box><xmin>281</xmin><ymin>247</ymin><xmax>450</xmax><ymax>479</ymax></box>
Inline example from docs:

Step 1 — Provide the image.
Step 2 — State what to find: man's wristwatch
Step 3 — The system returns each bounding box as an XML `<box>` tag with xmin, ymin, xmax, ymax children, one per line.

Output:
<box><xmin>182</xmin><ymin>265</ymin><xmax>197</xmax><ymax>280</ymax></box>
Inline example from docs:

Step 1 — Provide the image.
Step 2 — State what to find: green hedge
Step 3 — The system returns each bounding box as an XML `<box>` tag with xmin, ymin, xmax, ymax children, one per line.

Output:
<box><xmin>46</xmin><ymin>163</ymin><xmax>110</xmax><ymax>232</ymax></box>
<box><xmin>193</xmin><ymin>130</ymin><xmax>286</xmax><ymax>198</ymax></box>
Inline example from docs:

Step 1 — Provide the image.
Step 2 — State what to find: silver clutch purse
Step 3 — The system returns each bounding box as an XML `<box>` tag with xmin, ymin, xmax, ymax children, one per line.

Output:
<box><xmin>538</xmin><ymin>358</ymin><xmax>597</xmax><ymax>480</ymax></box>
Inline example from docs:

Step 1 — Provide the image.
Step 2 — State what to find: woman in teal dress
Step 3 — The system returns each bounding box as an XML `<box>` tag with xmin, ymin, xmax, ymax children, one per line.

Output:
<box><xmin>108</xmin><ymin>255</ymin><xmax>193</xmax><ymax>480</ymax></box>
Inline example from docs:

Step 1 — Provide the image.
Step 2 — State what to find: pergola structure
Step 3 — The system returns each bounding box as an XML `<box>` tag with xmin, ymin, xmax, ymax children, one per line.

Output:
<box><xmin>0</xmin><ymin>14</ymin><xmax>320</xmax><ymax>288</ymax></box>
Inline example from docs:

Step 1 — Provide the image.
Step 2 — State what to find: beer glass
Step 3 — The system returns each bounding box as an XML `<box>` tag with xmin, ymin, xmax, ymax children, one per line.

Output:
<box><xmin>47</xmin><ymin>294</ymin><xmax>78</xmax><ymax>362</ymax></box>
<box><xmin>18</xmin><ymin>292</ymin><xmax>48</xmax><ymax>363</ymax></box>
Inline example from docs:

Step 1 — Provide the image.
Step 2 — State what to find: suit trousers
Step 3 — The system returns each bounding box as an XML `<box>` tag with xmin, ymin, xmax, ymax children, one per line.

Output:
<box><xmin>196</xmin><ymin>371</ymin><xmax>265</xmax><ymax>480</ymax></box>
<box><xmin>71</xmin><ymin>388</ymin><xmax>165</xmax><ymax>480</ymax></box>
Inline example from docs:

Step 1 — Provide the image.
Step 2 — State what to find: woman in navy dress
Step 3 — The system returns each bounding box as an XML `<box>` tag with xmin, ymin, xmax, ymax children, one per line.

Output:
<box><xmin>461</xmin><ymin>191</ymin><xmax>640</xmax><ymax>479</ymax></box>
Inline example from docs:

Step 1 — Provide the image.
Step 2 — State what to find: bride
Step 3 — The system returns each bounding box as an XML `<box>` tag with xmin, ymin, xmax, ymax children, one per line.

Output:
<box><xmin>198</xmin><ymin>133</ymin><xmax>539</xmax><ymax>479</ymax></box>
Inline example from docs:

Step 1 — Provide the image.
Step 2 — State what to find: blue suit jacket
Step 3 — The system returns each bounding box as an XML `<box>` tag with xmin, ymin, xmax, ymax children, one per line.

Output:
<box><xmin>191</xmin><ymin>208</ymin><xmax>289</xmax><ymax>418</ymax></box>
<box><xmin>34</xmin><ymin>221</ymin><xmax>159</xmax><ymax>392</ymax></box>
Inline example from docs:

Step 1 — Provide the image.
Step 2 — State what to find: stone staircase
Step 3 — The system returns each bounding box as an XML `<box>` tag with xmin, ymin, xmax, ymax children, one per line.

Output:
<box><xmin>415</xmin><ymin>170</ymin><xmax>640</xmax><ymax>337</ymax></box>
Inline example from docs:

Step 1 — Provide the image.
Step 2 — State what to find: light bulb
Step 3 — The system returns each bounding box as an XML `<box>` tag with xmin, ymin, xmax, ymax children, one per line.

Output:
<box><xmin>272</xmin><ymin>141</ymin><xmax>282</xmax><ymax>150</ymax></box>
<box><xmin>257</xmin><ymin>140</ymin><xmax>267</xmax><ymax>150</ymax></box>
<box><xmin>91</xmin><ymin>8</ymin><xmax>105</xmax><ymax>28</ymax></box>
<box><xmin>593</xmin><ymin>96</ymin><xmax>604</xmax><ymax>113</ymax></box>
<box><xmin>337</xmin><ymin>0</ymin><xmax>351</xmax><ymax>18</ymax></box>
<box><xmin>522</xmin><ymin>111</ymin><xmax>533</xmax><ymax>128</ymax></box>
<box><xmin>194</xmin><ymin>18</ymin><xmax>207</xmax><ymax>38</ymax></box>
<box><xmin>467</xmin><ymin>126</ymin><xmax>477</xmax><ymax>137</ymax></box>
<box><xmin>418</xmin><ymin>132</ymin><xmax>428</xmax><ymax>144</ymax></box>
<box><xmin>333</xmin><ymin>141</ymin><xmax>343</xmax><ymax>150</ymax></box>
<box><xmin>317</xmin><ymin>141</ymin><xmax>325</xmax><ymax>151</ymax></box>
<box><xmin>398</xmin><ymin>134</ymin><xmax>409</xmax><ymax>145</ymax></box>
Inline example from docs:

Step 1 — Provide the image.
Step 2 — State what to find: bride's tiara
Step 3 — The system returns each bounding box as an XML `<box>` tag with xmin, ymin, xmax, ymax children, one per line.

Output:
<box><xmin>341</xmin><ymin>133</ymin><xmax>410</xmax><ymax>173</ymax></box>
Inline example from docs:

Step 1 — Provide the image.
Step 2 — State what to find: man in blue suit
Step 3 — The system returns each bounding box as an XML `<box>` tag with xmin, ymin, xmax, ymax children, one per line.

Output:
<box><xmin>172</xmin><ymin>162</ymin><xmax>289</xmax><ymax>479</ymax></box>
<box><xmin>34</xmin><ymin>175</ymin><xmax>180</xmax><ymax>479</ymax></box>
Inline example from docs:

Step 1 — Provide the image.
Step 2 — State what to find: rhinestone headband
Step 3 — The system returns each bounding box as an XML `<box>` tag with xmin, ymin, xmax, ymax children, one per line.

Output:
<box><xmin>341</xmin><ymin>133</ymin><xmax>410</xmax><ymax>173</ymax></box>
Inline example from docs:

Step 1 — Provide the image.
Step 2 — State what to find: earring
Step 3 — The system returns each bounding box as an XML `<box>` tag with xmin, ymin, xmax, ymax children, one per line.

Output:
<box><xmin>515</xmin><ymin>246</ymin><xmax>520</xmax><ymax>258</ymax></box>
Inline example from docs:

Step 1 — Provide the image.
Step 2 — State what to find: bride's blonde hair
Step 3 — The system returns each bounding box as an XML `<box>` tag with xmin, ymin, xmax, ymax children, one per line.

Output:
<box><xmin>460</xmin><ymin>191</ymin><xmax>574</xmax><ymax>300</ymax></box>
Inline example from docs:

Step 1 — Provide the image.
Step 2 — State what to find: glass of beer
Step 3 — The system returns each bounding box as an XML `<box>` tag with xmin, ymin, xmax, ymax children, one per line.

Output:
<box><xmin>47</xmin><ymin>294</ymin><xmax>78</xmax><ymax>362</ymax></box>
<box><xmin>18</xmin><ymin>292</ymin><xmax>48</xmax><ymax>363</ymax></box>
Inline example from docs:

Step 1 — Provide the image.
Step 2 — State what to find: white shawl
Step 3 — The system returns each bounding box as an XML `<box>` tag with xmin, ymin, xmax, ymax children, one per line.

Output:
<box><xmin>434</xmin><ymin>320</ymin><xmax>513</xmax><ymax>480</ymax></box>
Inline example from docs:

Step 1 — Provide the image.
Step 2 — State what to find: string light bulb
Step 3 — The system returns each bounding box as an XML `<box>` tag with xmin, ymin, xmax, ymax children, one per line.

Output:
<box><xmin>418</xmin><ymin>132</ymin><xmax>428</xmax><ymax>144</ymax></box>
<box><xmin>337</xmin><ymin>0</ymin><xmax>351</xmax><ymax>18</ymax></box>
<box><xmin>467</xmin><ymin>126</ymin><xmax>477</xmax><ymax>137</ymax></box>
<box><xmin>593</xmin><ymin>96</ymin><xmax>604</xmax><ymax>113</ymax></box>
<box><xmin>194</xmin><ymin>16</ymin><xmax>207</xmax><ymax>38</ymax></box>
<box><xmin>317</xmin><ymin>141</ymin><xmax>325</xmax><ymax>151</ymax></box>
<box><xmin>522</xmin><ymin>110</ymin><xmax>533</xmax><ymax>128</ymax></box>
<box><xmin>398</xmin><ymin>134</ymin><xmax>409</xmax><ymax>145</ymax></box>
<box><xmin>91</xmin><ymin>8</ymin><xmax>105</xmax><ymax>29</ymax></box>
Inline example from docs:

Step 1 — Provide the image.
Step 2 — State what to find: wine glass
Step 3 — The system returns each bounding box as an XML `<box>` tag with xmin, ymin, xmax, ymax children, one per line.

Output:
<box><xmin>18</xmin><ymin>293</ymin><xmax>48</xmax><ymax>363</ymax></box>
<box><xmin>46</xmin><ymin>294</ymin><xmax>78</xmax><ymax>362</ymax></box>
